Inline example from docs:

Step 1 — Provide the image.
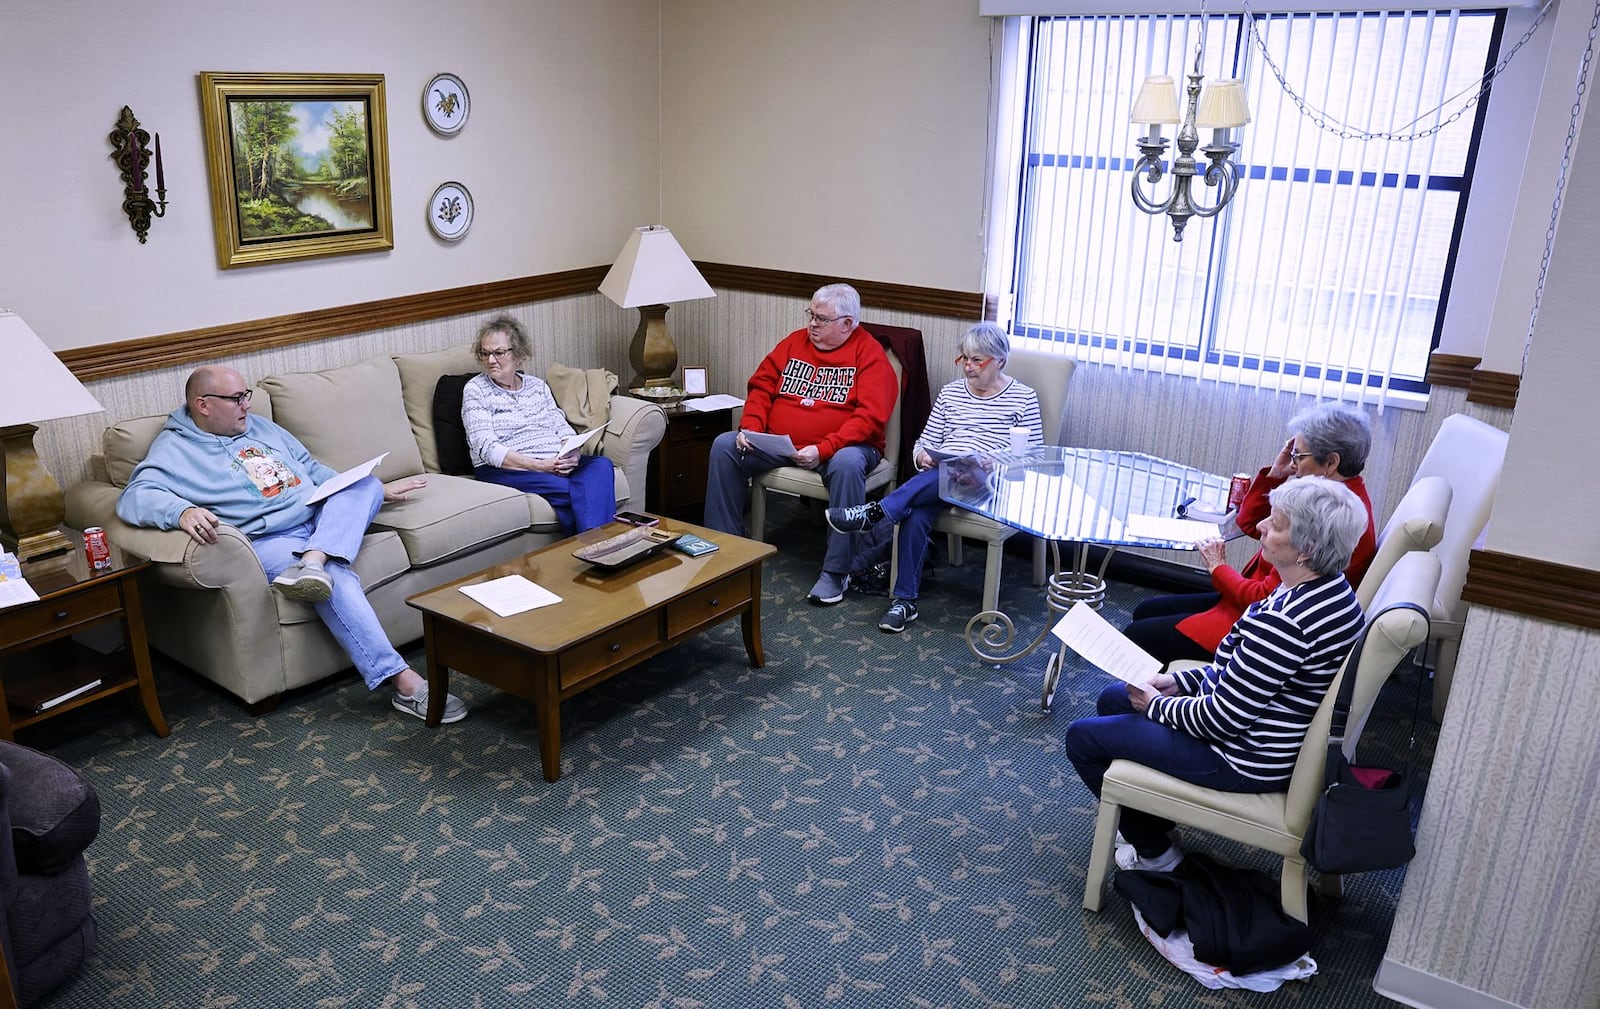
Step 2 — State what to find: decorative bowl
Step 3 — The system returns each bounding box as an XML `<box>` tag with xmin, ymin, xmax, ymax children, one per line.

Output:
<box><xmin>628</xmin><ymin>386</ymin><xmax>685</xmax><ymax>407</ymax></box>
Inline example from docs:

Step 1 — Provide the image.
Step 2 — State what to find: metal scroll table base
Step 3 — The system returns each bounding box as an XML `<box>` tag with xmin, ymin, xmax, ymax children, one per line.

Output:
<box><xmin>963</xmin><ymin>539</ymin><xmax>1118</xmax><ymax>711</ymax></box>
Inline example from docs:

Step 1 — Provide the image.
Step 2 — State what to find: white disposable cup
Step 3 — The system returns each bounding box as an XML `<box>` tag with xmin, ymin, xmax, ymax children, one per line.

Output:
<box><xmin>1009</xmin><ymin>426</ymin><xmax>1029</xmax><ymax>454</ymax></box>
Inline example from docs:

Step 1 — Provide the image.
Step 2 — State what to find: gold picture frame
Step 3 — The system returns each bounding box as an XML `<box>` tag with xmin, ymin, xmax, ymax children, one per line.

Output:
<box><xmin>198</xmin><ymin>72</ymin><xmax>394</xmax><ymax>269</ymax></box>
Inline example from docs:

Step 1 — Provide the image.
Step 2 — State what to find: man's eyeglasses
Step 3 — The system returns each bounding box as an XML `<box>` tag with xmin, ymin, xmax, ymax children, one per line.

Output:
<box><xmin>954</xmin><ymin>354</ymin><xmax>994</xmax><ymax>367</ymax></box>
<box><xmin>476</xmin><ymin>346</ymin><xmax>516</xmax><ymax>361</ymax></box>
<box><xmin>804</xmin><ymin>309</ymin><xmax>847</xmax><ymax>327</ymax></box>
<box><xmin>200</xmin><ymin>390</ymin><xmax>252</xmax><ymax>406</ymax></box>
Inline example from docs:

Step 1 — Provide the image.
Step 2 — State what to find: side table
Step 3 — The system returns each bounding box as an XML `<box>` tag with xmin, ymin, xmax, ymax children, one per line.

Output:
<box><xmin>647</xmin><ymin>405</ymin><xmax>734</xmax><ymax>521</ymax></box>
<box><xmin>0</xmin><ymin>546</ymin><xmax>169</xmax><ymax>740</ymax></box>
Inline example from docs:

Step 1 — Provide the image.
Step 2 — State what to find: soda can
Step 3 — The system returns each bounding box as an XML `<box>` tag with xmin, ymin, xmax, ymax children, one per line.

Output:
<box><xmin>83</xmin><ymin>527</ymin><xmax>112</xmax><ymax>571</ymax></box>
<box><xmin>1227</xmin><ymin>474</ymin><xmax>1251</xmax><ymax>512</ymax></box>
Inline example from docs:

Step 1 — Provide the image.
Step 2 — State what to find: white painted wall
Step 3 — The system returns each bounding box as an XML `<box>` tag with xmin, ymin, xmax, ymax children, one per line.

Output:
<box><xmin>0</xmin><ymin>0</ymin><xmax>662</xmax><ymax>350</ymax></box>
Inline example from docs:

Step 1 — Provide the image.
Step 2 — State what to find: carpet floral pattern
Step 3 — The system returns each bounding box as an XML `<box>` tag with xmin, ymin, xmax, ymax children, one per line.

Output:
<box><xmin>32</xmin><ymin>504</ymin><xmax>1430</xmax><ymax>1008</ymax></box>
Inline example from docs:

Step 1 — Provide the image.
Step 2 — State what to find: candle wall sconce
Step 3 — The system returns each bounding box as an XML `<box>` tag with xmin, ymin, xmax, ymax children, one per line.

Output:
<box><xmin>109</xmin><ymin>106</ymin><xmax>167</xmax><ymax>243</ymax></box>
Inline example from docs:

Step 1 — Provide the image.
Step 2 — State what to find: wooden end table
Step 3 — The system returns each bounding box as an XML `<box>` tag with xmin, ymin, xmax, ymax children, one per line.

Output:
<box><xmin>0</xmin><ymin>545</ymin><xmax>170</xmax><ymax>740</ymax></box>
<box><xmin>406</xmin><ymin>519</ymin><xmax>775</xmax><ymax>781</ymax></box>
<box><xmin>647</xmin><ymin>405</ymin><xmax>735</xmax><ymax>521</ymax></box>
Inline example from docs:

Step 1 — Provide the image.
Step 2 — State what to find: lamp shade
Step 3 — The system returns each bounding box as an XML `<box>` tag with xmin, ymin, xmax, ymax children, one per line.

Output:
<box><xmin>598</xmin><ymin>226</ymin><xmax>716</xmax><ymax>309</ymax></box>
<box><xmin>0</xmin><ymin>310</ymin><xmax>104</xmax><ymax>427</ymax></box>
<box><xmin>1130</xmin><ymin>75</ymin><xmax>1181</xmax><ymax>124</ymax></box>
<box><xmin>1196</xmin><ymin>79</ymin><xmax>1252</xmax><ymax>129</ymax></box>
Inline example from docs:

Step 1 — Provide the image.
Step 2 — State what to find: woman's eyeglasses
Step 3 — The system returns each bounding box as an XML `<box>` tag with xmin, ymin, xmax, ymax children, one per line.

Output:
<box><xmin>1288</xmin><ymin>449</ymin><xmax>1315</xmax><ymax>464</ymax></box>
<box><xmin>476</xmin><ymin>346</ymin><xmax>516</xmax><ymax>361</ymax></box>
<box><xmin>954</xmin><ymin>354</ymin><xmax>993</xmax><ymax>367</ymax></box>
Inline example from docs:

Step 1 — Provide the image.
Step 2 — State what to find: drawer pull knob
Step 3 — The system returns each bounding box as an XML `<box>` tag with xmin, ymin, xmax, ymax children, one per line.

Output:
<box><xmin>708</xmin><ymin>598</ymin><xmax>720</xmax><ymax>607</ymax></box>
<box><xmin>609</xmin><ymin>643</ymin><xmax>621</xmax><ymax>653</ymax></box>
<box><xmin>55</xmin><ymin>610</ymin><xmax>70</xmax><ymax>620</ymax></box>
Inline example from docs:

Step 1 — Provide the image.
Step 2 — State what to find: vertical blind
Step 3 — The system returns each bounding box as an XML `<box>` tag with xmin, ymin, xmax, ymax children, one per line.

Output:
<box><xmin>997</xmin><ymin>9</ymin><xmax>1501</xmax><ymax>408</ymax></box>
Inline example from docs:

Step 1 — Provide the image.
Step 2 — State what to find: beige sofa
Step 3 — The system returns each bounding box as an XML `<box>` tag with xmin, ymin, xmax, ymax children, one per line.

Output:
<box><xmin>64</xmin><ymin>347</ymin><xmax>667</xmax><ymax>709</ymax></box>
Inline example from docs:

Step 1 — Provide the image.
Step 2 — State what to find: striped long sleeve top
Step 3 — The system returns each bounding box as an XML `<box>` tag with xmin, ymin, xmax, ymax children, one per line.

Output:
<box><xmin>914</xmin><ymin>377</ymin><xmax>1043</xmax><ymax>457</ymax></box>
<box><xmin>1144</xmin><ymin>572</ymin><xmax>1365</xmax><ymax>785</ymax></box>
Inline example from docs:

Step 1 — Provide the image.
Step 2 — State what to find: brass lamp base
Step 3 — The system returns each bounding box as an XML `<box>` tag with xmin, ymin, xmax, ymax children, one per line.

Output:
<box><xmin>0</xmin><ymin>423</ymin><xmax>74</xmax><ymax>563</ymax></box>
<box><xmin>627</xmin><ymin>304</ymin><xmax>679</xmax><ymax>389</ymax></box>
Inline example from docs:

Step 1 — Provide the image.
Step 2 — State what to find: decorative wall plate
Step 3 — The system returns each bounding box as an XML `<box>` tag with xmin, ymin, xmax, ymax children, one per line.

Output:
<box><xmin>423</xmin><ymin>72</ymin><xmax>469</xmax><ymax>135</ymax></box>
<box><xmin>428</xmin><ymin>181</ymin><xmax>474</xmax><ymax>241</ymax></box>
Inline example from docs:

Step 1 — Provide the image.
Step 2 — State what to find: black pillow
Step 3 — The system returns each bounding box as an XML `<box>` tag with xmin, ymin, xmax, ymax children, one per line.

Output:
<box><xmin>0</xmin><ymin>741</ymin><xmax>102</xmax><ymax>875</ymax></box>
<box><xmin>432</xmin><ymin>373</ymin><xmax>477</xmax><ymax>476</ymax></box>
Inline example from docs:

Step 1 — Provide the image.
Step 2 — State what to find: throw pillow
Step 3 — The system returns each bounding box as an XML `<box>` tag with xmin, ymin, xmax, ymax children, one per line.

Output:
<box><xmin>546</xmin><ymin>363</ymin><xmax>617</xmax><ymax>431</ymax></box>
<box><xmin>0</xmin><ymin>741</ymin><xmax>102</xmax><ymax>875</ymax></box>
<box><xmin>432</xmin><ymin>374</ymin><xmax>477</xmax><ymax>476</ymax></box>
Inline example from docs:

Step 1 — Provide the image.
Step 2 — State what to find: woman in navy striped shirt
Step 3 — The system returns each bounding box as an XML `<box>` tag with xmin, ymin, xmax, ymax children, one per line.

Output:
<box><xmin>1064</xmin><ymin>476</ymin><xmax>1368</xmax><ymax>872</ymax></box>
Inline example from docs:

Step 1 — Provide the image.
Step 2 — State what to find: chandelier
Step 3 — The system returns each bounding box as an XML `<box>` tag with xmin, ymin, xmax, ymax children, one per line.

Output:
<box><xmin>1129</xmin><ymin>48</ymin><xmax>1251</xmax><ymax>242</ymax></box>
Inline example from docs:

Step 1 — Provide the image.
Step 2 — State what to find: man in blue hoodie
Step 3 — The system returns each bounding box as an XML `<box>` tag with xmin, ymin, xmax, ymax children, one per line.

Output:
<box><xmin>116</xmin><ymin>365</ymin><xmax>466</xmax><ymax>723</ymax></box>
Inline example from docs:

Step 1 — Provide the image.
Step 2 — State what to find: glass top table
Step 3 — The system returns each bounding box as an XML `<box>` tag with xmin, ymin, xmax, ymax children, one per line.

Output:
<box><xmin>938</xmin><ymin>446</ymin><xmax>1234</xmax><ymax>709</ymax></box>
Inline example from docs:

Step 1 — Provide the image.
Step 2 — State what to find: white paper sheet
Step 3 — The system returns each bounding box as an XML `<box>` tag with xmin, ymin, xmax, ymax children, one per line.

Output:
<box><xmin>0</xmin><ymin>551</ymin><xmax>39</xmax><ymax>610</ymax></box>
<box><xmin>742</xmin><ymin>431</ymin><xmax>798</xmax><ymax>457</ymax></box>
<box><xmin>308</xmin><ymin>452</ymin><xmax>389</xmax><ymax>504</ymax></box>
<box><xmin>558</xmin><ymin>426</ymin><xmax>605</xmax><ymax>457</ymax></box>
<box><xmin>1125</xmin><ymin>514</ymin><xmax>1221</xmax><ymax>546</ymax></box>
<box><xmin>458</xmin><ymin>575</ymin><xmax>562</xmax><ymax>617</ymax></box>
<box><xmin>1050</xmin><ymin>602</ymin><xmax>1161</xmax><ymax>686</ymax></box>
<box><xmin>684</xmin><ymin>394</ymin><xmax>745</xmax><ymax>412</ymax></box>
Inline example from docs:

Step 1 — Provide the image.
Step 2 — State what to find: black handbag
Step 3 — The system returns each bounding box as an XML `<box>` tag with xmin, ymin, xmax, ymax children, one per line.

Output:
<box><xmin>1299</xmin><ymin>605</ymin><xmax>1426</xmax><ymax>875</ymax></box>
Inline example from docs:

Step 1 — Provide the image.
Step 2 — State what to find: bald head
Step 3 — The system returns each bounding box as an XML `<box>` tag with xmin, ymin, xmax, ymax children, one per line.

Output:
<box><xmin>186</xmin><ymin>365</ymin><xmax>252</xmax><ymax>436</ymax></box>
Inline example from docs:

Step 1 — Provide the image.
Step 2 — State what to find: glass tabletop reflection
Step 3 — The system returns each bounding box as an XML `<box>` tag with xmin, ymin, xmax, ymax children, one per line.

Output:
<box><xmin>936</xmin><ymin>446</ymin><xmax>1234</xmax><ymax>548</ymax></box>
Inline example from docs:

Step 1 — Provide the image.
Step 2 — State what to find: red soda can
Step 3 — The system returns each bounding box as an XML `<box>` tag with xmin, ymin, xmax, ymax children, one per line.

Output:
<box><xmin>83</xmin><ymin>527</ymin><xmax>112</xmax><ymax>571</ymax></box>
<box><xmin>1227</xmin><ymin>474</ymin><xmax>1251</xmax><ymax>512</ymax></box>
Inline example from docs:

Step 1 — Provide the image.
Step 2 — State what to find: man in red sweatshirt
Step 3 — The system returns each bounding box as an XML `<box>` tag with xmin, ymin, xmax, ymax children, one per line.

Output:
<box><xmin>703</xmin><ymin>283</ymin><xmax>900</xmax><ymax>604</ymax></box>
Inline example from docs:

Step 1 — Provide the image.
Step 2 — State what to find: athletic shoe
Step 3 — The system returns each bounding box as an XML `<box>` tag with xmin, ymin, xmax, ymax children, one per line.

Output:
<box><xmin>807</xmin><ymin>571</ymin><xmax>850</xmax><ymax>605</ymax></box>
<box><xmin>1115</xmin><ymin>842</ymin><xmax>1185</xmax><ymax>873</ymax></box>
<box><xmin>272</xmin><ymin>559</ymin><xmax>333</xmax><ymax>602</ymax></box>
<box><xmin>392</xmin><ymin>684</ymin><xmax>468</xmax><ymax>724</ymax></box>
<box><xmin>825</xmin><ymin>502</ymin><xmax>885</xmax><ymax>533</ymax></box>
<box><xmin>878</xmin><ymin>599</ymin><xmax>918</xmax><ymax>633</ymax></box>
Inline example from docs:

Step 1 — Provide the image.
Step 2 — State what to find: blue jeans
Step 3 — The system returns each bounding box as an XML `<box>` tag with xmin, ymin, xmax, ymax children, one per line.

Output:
<box><xmin>876</xmin><ymin>468</ymin><xmax>943</xmax><ymax>601</ymax></box>
<box><xmin>703</xmin><ymin>431</ymin><xmax>880</xmax><ymax>574</ymax></box>
<box><xmin>1063</xmin><ymin>683</ymin><xmax>1279</xmax><ymax>857</ymax></box>
<box><xmin>249</xmin><ymin>476</ymin><xmax>407</xmax><ymax>691</ymax></box>
<box><xmin>475</xmin><ymin>455</ymin><xmax>616</xmax><ymax>535</ymax></box>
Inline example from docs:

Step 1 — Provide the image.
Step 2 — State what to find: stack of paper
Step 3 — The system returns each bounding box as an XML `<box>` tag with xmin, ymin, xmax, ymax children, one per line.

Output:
<box><xmin>0</xmin><ymin>551</ymin><xmax>38</xmax><ymax>610</ymax></box>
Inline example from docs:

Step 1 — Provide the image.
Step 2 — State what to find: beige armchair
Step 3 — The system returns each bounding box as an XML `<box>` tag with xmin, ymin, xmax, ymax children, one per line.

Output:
<box><xmin>746</xmin><ymin>348</ymin><xmax>905</xmax><ymax>540</ymax></box>
<box><xmin>1081</xmin><ymin>550</ymin><xmax>1441</xmax><ymax>923</ymax></box>
<box><xmin>1356</xmin><ymin>475</ymin><xmax>1451</xmax><ymax>610</ymax></box>
<box><xmin>894</xmin><ymin>348</ymin><xmax>1077</xmax><ymax>615</ymax></box>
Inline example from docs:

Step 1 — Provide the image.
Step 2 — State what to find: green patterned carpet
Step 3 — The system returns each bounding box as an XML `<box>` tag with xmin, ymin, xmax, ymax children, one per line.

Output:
<box><xmin>30</xmin><ymin>500</ymin><xmax>1428</xmax><ymax>1008</ymax></box>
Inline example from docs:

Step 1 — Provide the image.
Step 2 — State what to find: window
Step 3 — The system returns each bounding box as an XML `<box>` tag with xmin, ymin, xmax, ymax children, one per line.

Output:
<box><xmin>991</xmin><ymin>9</ymin><xmax>1501</xmax><ymax>401</ymax></box>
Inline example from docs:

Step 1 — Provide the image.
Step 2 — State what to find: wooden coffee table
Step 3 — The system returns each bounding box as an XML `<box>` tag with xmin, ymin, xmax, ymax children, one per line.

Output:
<box><xmin>406</xmin><ymin>520</ymin><xmax>776</xmax><ymax>781</ymax></box>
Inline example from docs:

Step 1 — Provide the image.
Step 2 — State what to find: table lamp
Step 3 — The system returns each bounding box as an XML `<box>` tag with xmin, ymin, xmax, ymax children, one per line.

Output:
<box><xmin>0</xmin><ymin>310</ymin><xmax>106</xmax><ymax>561</ymax></box>
<box><xmin>598</xmin><ymin>226</ymin><xmax>716</xmax><ymax>392</ymax></box>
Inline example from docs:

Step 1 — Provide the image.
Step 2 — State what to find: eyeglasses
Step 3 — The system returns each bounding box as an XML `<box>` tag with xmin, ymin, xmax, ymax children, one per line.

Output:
<box><xmin>200</xmin><ymin>390</ymin><xmax>252</xmax><ymax>406</ymax></box>
<box><xmin>476</xmin><ymin>346</ymin><xmax>516</xmax><ymax>361</ymax></box>
<box><xmin>804</xmin><ymin>309</ymin><xmax>847</xmax><ymax>327</ymax></box>
<box><xmin>1288</xmin><ymin>449</ymin><xmax>1316</xmax><ymax>465</ymax></box>
<box><xmin>954</xmin><ymin>354</ymin><xmax>994</xmax><ymax>367</ymax></box>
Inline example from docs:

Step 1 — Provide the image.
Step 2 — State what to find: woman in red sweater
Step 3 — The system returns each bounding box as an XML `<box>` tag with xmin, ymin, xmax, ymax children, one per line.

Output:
<box><xmin>1121</xmin><ymin>402</ymin><xmax>1377</xmax><ymax>664</ymax></box>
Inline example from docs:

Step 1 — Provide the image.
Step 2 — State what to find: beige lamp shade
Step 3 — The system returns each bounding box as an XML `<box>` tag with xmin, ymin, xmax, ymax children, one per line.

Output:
<box><xmin>1196</xmin><ymin>79</ymin><xmax>1252</xmax><ymax>129</ymax></box>
<box><xmin>1130</xmin><ymin>75</ymin><xmax>1181</xmax><ymax>124</ymax></box>
<box><xmin>598</xmin><ymin>226</ymin><xmax>716</xmax><ymax>389</ymax></box>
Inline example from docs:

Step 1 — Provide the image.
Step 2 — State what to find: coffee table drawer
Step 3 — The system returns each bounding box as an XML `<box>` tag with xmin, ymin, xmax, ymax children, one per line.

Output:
<box><xmin>0</xmin><ymin>582</ymin><xmax>122</xmax><ymax>648</ymax></box>
<box><xmin>666</xmin><ymin>571</ymin><xmax>752</xmax><ymax>637</ymax></box>
<box><xmin>560</xmin><ymin>614</ymin><xmax>662</xmax><ymax>689</ymax></box>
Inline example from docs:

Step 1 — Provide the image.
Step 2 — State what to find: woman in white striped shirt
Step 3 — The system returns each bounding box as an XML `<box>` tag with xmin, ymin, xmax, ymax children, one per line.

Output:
<box><xmin>826</xmin><ymin>322</ymin><xmax>1042</xmax><ymax>633</ymax></box>
<box><xmin>1064</xmin><ymin>477</ymin><xmax>1368</xmax><ymax>872</ymax></box>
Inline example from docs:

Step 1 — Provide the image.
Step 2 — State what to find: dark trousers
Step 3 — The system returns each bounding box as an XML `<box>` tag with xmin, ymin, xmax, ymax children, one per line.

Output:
<box><xmin>1063</xmin><ymin>683</ymin><xmax>1278</xmax><ymax>857</ymax></box>
<box><xmin>1122</xmin><ymin>592</ymin><xmax>1220</xmax><ymax>665</ymax></box>
<box><xmin>475</xmin><ymin>455</ymin><xmax>616</xmax><ymax>535</ymax></box>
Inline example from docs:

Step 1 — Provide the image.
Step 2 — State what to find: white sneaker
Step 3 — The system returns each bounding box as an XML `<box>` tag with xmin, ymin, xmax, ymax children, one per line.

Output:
<box><xmin>1115</xmin><ymin>842</ymin><xmax>1184</xmax><ymax>872</ymax></box>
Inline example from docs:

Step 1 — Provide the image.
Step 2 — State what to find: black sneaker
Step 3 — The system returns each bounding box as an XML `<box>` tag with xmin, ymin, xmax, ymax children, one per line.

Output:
<box><xmin>826</xmin><ymin>502</ymin><xmax>884</xmax><ymax>533</ymax></box>
<box><xmin>878</xmin><ymin>599</ymin><xmax>918</xmax><ymax>633</ymax></box>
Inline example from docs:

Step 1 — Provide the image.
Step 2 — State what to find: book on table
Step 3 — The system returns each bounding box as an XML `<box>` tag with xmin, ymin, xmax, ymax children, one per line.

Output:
<box><xmin>4</xmin><ymin>666</ymin><xmax>104</xmax><ymax>715</ymax></box>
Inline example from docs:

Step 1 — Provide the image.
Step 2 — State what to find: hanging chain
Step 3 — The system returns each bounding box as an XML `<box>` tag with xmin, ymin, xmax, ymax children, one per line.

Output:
<box><xmin>1525</xmin><ymin>0</ymin><xmax>1600</xmax><ymax>363</ymax></box>
<box><xmin>1240</xmin><ymin>0</ymin><xmax>1555</xmax><ymax>142</ymax></box>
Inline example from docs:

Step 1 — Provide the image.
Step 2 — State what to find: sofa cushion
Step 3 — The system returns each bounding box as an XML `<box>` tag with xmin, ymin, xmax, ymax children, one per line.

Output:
<box><xmin>259</xmin><ymin>358</ymin><xmax>423</xmax><ymax>482</ymax></box>
<box><xmin>102</xmin><ymin>387</ymin><xmax>275</xmax><ymax>487</ymax></box>
<box><xmin>369</xmin><ymin>474</ymin><xmax>531</xmax><ymax>566</ymax></box>
<box><xmin>0</xmin><ymin>742</ymin><xmax>101</xmax><ymax>875</ymax></box>
<box><xmin>431</xmin><ymin>374</ymin><xmax>477</xmax><ymax>476</ymax></box>
<box><xmin>395</xmin><ymin>346</ymin><xmax>481</xmax><ymax>473</ymax></box>
<box><xmin>546</xmin><ymin>363</ymin><xmax>617</xmax><ymax>431</ymax></box>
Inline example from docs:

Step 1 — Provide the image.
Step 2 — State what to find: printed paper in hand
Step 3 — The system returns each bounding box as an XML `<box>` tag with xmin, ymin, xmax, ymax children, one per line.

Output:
<box><xmin>742</xmin><ymin>431</ymin><xmax>798</xmax><ymax>457</ymax></box>
<box><xmin>1125</xmin><ymin>514</ymin><xmax>1221</xmax><ymax>547</ymax></box>
<box><xmin>1050</xmin><ymin>602</ymin><xmax>1161</xmax><ymax>686</ymax></box>
<box><xmin>558</xmin><ymin>426</ymin><xmax>605</xmax><ymax>457</ymax></box>
<box><xmin>459</xmin><ymin>575</ymin><xmax>562</xmax><ymax>618</ymax></box>
<box><xmin>308</xmin><ymin>452</ymin><xmax>389</xmax><ymax>504</ymax></box>
<box><xmin>684</xmin><ymin>394</ymin><xmax>744</xmax><ymax>412</ymax></box>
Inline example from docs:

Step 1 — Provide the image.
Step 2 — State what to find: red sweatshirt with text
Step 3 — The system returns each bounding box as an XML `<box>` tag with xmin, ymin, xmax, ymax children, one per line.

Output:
<box><xmin>740</xmin><ymin>327</ymin><xmax>900</xmax><ymax>462</ymax></box>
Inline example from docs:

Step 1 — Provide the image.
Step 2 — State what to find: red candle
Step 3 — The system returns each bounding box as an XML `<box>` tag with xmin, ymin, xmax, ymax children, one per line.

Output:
<box><xmin>128</xmin><ymin>131</ymin><xmax>144</xmax><ymax>192</ymax></box>
<box><xmin>154</xmin><ymin>132</ymin><xmax>165</xmax><ymax>192</ymax></box>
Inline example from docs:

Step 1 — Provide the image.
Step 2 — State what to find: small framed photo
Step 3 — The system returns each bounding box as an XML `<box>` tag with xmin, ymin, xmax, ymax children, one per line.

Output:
<box><xmin>683</xmin><ymin>367</ymin><xmax>708</xmax><ymax>397</ymax></box>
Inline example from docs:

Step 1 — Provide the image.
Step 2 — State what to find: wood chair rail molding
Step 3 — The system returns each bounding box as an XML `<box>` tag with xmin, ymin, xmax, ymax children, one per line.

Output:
<box><xmin>1465</xmin><ymin>549</ymin><xmax>1600</xmax><ymax>632</ymax></box>
<box><xmin>55</xmin><ymin>265</ymin><xmax>983</xmax><ymax>383</ymax></box>
<box><xmin>1425</xmin><ymin>352</ymin><xmax>1480</xmax><ymax>389</ymax></box>
<box><xmin>1466</xmin><ymin>368</ymin><xmax>1520</xmax><ymax>409</ymax></box>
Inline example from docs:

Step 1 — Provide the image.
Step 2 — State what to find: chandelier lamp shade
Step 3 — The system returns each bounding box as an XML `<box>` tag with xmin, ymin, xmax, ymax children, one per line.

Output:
<box><xmin>598</xmin><ymin>226</ymin><xmax>716</xmax><ymax>390</ymax></box>
<box><xmin>1130</xmin><ymin>67</ymin><xmax>1251</xmax><ymax>242</ymax></box>
<box><xmin>0</xmin><ymin>310</ymin><xmax>106</xmax><ymax>562</ymax></box>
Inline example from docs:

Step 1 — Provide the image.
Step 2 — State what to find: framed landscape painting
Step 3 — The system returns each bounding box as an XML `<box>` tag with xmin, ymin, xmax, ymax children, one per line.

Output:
<box><xmin>198</xmin><ymin>72</ymin><xmax>394</xmax><ymax>269</ymax></box>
